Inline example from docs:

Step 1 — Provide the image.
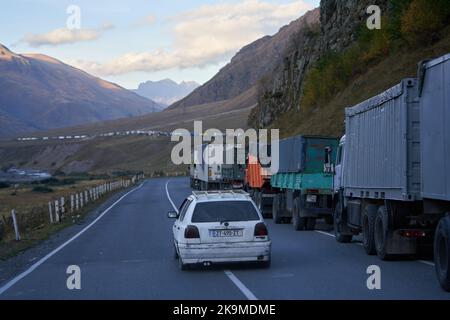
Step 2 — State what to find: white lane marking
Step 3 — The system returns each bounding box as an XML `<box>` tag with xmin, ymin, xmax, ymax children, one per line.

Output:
<box><xmin>165</xmin><ymin>180</ymin><xmax>179</xmax><ymax>213</ymax></box>
<box><xmin>315</xmin><ymin>230</ymin><xmax>335</xmax><ymax>238</ymax></box>
<box><xmin>224</xmin><ymin>270</ymin><xmax>258</xmax><ymax>300</ymax></box>
<box><xmin>0</xmin><ymin>182</ymin><xmax>145</xmax><ymax>296</ymax></box>
<box><xmin>419</xmin><ymin>260</ymin><xmax>435</xmax><ymax>267</ymax></box>
<box><xmin>165</xmin><ymin>179</ymin><xmax>258</xmax><ymax>301</ymax></box>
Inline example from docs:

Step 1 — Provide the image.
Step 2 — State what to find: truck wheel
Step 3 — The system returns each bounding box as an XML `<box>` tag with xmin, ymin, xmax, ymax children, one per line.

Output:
<box><xmin>324</xmin><ymin>215</ymin><xmax>333</xmax><ymax>225</ymax></box>
<box><xmin>272</xmin><ymin>195</ymin><xmax>282</xmax><ymax>224</ymax></box>
<box><xmin>374</xmin><ymin>205</ymin><xmax>393</xmax><ymax>260</ymax></box>
<box><xmin>334</xmin><ymin>201</ymin><xmax>352</xmax><ymax>243</ymax></box>
<box><xmin>306</xmin><ymin>218</ymin><xmax>316</xmax><ymax>230</ymax></box>
<box><xmin>362</xmin><ymin>204</ymin><xmax>377</xmax><ymax>256</ymax></box>
<box><xmin>292</xmin><ymin>197</ymin><xmax>306</xmax><ymax>231</ymax></box>
<box><xmin>254</xmin><ymin>191</ymin><xmax>262</xmax><ymax>211</ymax></box>
<box><xmin>434</xmin><ymin>215</ymin><xmax>450</xmax><ymax>292</ymax></box>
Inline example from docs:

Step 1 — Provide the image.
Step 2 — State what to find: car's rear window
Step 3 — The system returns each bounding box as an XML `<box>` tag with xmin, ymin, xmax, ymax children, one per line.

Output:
<box><xmin>191</xmin><ymin>201</ymin><xmax>260</xmax><ymax>223</ymax></box>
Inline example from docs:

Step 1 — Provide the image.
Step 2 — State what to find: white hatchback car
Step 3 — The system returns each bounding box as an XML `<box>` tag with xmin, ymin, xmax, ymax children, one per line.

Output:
<box><xmin>168</xmin><ymin>190</ymin><xmax>272</xmax><ymax>270</ymax></box>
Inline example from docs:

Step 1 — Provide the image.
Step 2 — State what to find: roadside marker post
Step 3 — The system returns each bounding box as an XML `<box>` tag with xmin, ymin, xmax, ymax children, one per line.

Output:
<box><xmin>60</xmin><ymin>197</ymin><xmax>65</xmax><ymax>217</ymax></box>
<box><xmin>80</xmin><ymin>193</ymin><xmax>84</xmax><ymax>208</ymax></box>
<box><xmin>70</xmin><ymin>195</ymin><xmax>74</xmax><ymax>213</ymax></box>
<box><xmin>11</xmin><ymin>209</ymin><xmax>20</xmax><ymax>241</ymax></box>
<box><xmin>75</xmin><ymin>194</ymin><xmax>79</xmax><ymax>211</ymax></box>
<box><xmin>54</xmin><ymin>200</ymin><xmax>60</xmax><ymax>223</ymax></box>
<box><xmin>48</xmin><ymin>201</ymin><xmax>54</xmax><ymax>224</ymax></box>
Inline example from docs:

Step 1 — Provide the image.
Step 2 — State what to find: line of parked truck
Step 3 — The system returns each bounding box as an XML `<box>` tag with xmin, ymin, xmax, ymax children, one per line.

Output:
<box><xmin>189</xmin><ymin>53</ymin><xmax>450</xmax><ymax>291</ymax></box>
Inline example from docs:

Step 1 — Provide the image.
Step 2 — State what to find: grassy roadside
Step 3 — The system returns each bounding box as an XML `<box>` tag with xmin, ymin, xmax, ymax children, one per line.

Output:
<box><xmin>0</xmin><ymin>175</ymin><xmax>142</xmax><ymax>260</ymax></box>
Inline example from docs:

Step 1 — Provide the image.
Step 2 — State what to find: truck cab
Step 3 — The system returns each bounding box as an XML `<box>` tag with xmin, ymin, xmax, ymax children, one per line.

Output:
<box><xmin>333</xmin><ymin>135</ymin><xmax>345</xmax><ymax>195</ymax></box>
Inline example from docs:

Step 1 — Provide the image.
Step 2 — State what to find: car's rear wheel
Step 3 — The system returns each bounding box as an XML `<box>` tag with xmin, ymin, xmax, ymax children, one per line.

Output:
<box><xmin>178</xmin><ymin>256</ymin><xmax>189</xmax><ymax>271</ymax></box>
<box><xmin>173</xmin><ymin>244</ymin><xmax>179</xmax><ymax>259</ymax></box>
<box><xmin>259</xmin><ymin>255</ymin><xmax>271</xmax><ymax>268</ymax></box>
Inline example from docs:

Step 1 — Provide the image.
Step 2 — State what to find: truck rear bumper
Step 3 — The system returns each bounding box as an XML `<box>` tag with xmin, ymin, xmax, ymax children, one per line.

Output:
<box><xmin>300</xmin><ymin>207</ymin><xmax>333</xmax><ymax>218</ymax></box>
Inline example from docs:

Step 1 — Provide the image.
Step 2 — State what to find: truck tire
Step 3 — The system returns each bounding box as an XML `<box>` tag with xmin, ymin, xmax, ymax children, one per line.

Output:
<box><xmin>272</xmin><ymin>195</ymin><xmax>282</xmax><ymax>224</ymax></box>
<box><xmin>334</xmin><ymin>201</ymin><xmax>352</xmax><ymax>243</ymax></box>
<box><xmin>324</xmin><ymin>215</ymin><xmax>333</xmax><ymax>225</ymax></box>
<box><xmin>362</xmin><ymin>204</ymin><xmax>377</xmax><ymax>256</ymax></box>
<box><xmin>292</xmin><ymin>197</ymin><xmax>307</xmax><ymax>231</ymax></box>
<box><xmin>254</xmin><ymin>191</ymin><xmax>262</xmax><ymax>212</ymax></box>
<box><xmin>374</xmin><ymin>205</ymin><xmax>393</xmax><ymax>260</ymax></box>
<box><xmin>434</xmin><ymin>215</ymin><xmax>450</xmax><ymax>292</ymax></box>
<box><xmin>306</xmin><ymin>218</ymin><xmax>316</xmax><ymax>230</ymax></box>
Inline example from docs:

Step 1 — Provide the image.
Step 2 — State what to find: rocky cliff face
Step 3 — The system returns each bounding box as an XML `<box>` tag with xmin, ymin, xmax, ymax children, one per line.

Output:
<box><xmin>250</xmin><ymin>0</ymin><xmax>388</xmax><ymax>128</ymax></box>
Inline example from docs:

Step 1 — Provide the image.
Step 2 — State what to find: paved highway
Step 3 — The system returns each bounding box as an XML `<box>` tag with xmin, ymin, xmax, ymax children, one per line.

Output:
<box><xmin>0</xmin><ymin>177</ymin><xmax>448</xmax><ymax>299</ymax></box>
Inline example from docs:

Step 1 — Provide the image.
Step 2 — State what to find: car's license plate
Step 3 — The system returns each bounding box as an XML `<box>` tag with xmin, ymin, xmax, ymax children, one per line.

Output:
<box><xmin>209</xmin><ymin>229</ymin><xmax>243</xmax><ymax>238</ymax></box>
<box><xmin>306</xmin><ymin>195</ymin><xmax>317</xmax><ymax>203</ymax></box>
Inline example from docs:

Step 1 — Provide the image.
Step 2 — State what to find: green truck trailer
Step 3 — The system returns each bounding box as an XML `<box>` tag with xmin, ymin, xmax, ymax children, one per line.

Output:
<box><xmin>271</xmin><ymin>135</ymin><xmax>339</xmax><ymax>230</ymax></box>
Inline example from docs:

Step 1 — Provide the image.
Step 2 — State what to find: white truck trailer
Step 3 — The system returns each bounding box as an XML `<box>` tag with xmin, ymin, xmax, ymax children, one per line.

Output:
<box><xmin>332</xmin><ymin>54</ymin><xmax>450</xmax><ymax>291</ymax></box>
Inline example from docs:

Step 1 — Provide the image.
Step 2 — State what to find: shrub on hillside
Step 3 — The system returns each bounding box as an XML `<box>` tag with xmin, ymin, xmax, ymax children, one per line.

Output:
<box><xmin>401</xmin><ymin>0</ymin><xmax>450</xmax><ymax>44</ymax></box>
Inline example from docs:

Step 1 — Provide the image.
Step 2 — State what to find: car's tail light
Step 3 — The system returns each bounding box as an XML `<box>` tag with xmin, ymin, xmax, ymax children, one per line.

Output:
<box><xmin>185</xmin><ymin>225</ymin><xmax>200</xmax><ymax>239</ymax></box>
<box><xmin>254</xmin><ymin>223</ymin><xmax>268</xmax><ymax>237</ymax></box>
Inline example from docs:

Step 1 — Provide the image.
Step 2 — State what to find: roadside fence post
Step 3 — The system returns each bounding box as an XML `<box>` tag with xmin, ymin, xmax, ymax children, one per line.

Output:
<box><xmin>48</xmin><ymin>201</ymin><xmax>54</xmax><ymax>224</ymax></box>
<box><xmin>11</xmin><ymin>209</ymin><xmax>20</xmax><ymax>241</ymax></box>
<box><xmin>54</xmin><ymin>200</ymin><xmax>60</xmax><ymax>223</ymax></box>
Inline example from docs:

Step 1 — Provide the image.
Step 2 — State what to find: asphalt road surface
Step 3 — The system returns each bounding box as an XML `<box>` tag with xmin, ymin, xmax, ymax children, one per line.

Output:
<box><xmin>0</xmin><ymin>177</ymin><xmax>449</xmax><ymax>300</ymax></box>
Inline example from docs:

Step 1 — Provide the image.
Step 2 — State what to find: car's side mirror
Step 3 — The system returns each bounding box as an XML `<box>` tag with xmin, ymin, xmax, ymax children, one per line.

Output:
<box><xmin>167</xmin><ymin>211</ymin><xmax>178</xmax><ymax>219</ymax></box>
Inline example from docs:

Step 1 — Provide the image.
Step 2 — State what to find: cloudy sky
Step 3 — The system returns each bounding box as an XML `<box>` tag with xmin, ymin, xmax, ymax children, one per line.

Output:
<box><xmin>1</xmin><ymin>0</ymin><xmax>319</xmax><ymax>89</ymax></box>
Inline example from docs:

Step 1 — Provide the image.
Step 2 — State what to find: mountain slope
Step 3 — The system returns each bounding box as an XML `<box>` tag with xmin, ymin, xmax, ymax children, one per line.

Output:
<box><xmin>250</xmin><ymin>0</ymin><xmax>450</xmax><ymax>134</ymax></box>
<box><xmin>134</xmin><ymin>79</ymin><xmax>199</xmax><ymax>107</ymax></box>
<box><xmin>169</xmin><ymin>8</ymin><xmax>320</xmax><ymax>110</ymax></box>
<box><xmin>0</xmin><ymin>44</ymin><xmax>163</xmax><ymax>137</ymax></box>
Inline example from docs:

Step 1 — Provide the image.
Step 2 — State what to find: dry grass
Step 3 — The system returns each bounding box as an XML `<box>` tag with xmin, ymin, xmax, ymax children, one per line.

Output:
<box><xmin>0</xmin><ymin>176</ymin><xmax>138</xmax><ymax>260</ymax></box>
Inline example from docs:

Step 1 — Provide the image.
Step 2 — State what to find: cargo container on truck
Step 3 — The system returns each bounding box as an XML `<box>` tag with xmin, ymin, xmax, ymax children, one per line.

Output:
<box><xmin>271</xmin><ymin>135</ymin><xmax>339</xmax><ymax>229</ymax></box>
<box><xmin>245</xmin><ymin>148</ymin><xmax>276</xmax><ymax>217</ymax></box>
<box><xmin>332</xmin><ymin>53</ymin><xmax>450</xmax><ymax>291</ymax></box>
<box><xmin>190</xmin><ymin>143</ymin><xmax>246</xmax><ymax>190</ymax></box>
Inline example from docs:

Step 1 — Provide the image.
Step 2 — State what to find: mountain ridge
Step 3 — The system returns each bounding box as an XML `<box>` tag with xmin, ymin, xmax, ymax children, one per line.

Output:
<box><xmin>134</xmin><ymin>79</ymin><xmax>200</xmax><ymax>107</ymax></box>
<box><xmin>0</xmin><ymin>44</ymin><xmax>163</xmax><ymax>137</ymax></box>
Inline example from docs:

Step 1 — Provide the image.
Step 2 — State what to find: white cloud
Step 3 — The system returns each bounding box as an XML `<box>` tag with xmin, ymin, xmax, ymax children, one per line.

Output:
<box><xmin>22</xmin><ymin>24</ymin><xmax>114</xmax><ymax>47</ymax></box>
<box><xmin>136</xmin><ymin>14</ymin><xmax>156</xmax><ymax>26</ymax></box>
<box><xmin>73</xmin><ymin>0</ymin><xmax>313</xmax><ymax>76</ymax></box>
